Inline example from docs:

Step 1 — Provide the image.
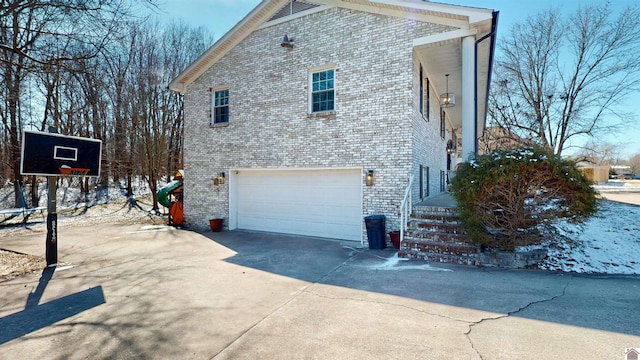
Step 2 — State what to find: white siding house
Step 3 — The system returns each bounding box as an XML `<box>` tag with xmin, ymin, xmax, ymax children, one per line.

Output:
<box><xmin>169</xmin><ymin>0</ymin><xmax>498</xmax><ymax>242</ymax></box>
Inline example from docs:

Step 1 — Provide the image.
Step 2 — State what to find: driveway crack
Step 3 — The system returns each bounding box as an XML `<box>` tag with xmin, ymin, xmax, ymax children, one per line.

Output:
<box><xmin>303</xmin><ymin>288</ymin><xmax>471</xmax><ymax>324</ymax></box>
<box><xmin>464</xmin><ymin>275</ymin><xmax>573</xmax><ymax>359</ymax></box>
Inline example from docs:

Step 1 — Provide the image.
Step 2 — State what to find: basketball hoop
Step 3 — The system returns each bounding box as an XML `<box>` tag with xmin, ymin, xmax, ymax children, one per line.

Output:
<box><xmin>59</xmin><ymin>166</ymin><xmax>90</xmax><ymax>187</ymax></box>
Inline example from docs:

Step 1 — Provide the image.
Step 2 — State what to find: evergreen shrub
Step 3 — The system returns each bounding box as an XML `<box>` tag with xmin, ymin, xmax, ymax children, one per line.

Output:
<box><xmin>449</xmin><ymin>146</ymin><xmax>598</xmax><ymax>251</ymax></box>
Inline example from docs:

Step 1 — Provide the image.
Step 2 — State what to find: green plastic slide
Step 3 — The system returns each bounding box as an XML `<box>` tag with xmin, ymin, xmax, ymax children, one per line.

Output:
<box><xmin>157</xmin><ymin>180</ymin><xmax>182</xmax><ymax>208</ymax></box>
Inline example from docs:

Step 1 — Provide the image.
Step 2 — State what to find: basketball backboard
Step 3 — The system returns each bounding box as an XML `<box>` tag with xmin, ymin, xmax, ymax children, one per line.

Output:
<box><xmin>20</xmin><ymin>131</ymin><xmax>102</xmax><ymax>177</ymax></box>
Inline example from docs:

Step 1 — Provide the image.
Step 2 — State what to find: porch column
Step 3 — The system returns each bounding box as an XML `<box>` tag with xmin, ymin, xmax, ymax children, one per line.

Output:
<box><xmin>461</xmin><ymin>35</ymin><xmax>476</xmax><ymax>160</ymax></box>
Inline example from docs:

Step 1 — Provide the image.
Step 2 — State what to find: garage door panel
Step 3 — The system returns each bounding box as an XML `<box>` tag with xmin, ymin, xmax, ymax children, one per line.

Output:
<box><xmin>236</xmin><ymin>169</ymin><xmax>362</xmax><ymax>241</ymax></box>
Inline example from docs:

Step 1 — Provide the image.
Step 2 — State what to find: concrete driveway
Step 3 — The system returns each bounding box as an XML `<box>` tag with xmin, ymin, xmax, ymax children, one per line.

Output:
<box><xmin>0</xmin><ymin>224</ymin><xmax>638</xmax><ymax>359</ymax></box>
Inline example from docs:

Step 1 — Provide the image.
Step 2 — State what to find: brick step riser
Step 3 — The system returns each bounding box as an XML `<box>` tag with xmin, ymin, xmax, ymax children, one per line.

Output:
<box><xmin>398</xmin><ymin>250</ymin><xmax>480</xmax><ymax>266</ymax></box>
<box><xmin>407</xmin><ymin>222</ymin><xmax>466</xmax><ymax>234</ymax></box>
<box><xmin>403</xmin><ymin>231</ymin><xmax>469</xmax><ymax>243</ymax></box>
<box><xmin>411</xmin><ymin>213</ymin><xmax>458</xmax><ymax>218</ymax></box>
<box><xmin>400</xmin><ymin>242</ymin><xmax>479</xmax><ymax>256</ymax></box>
<box><xmin>412</xmin><ymin>206</ymin><xmax>458</xmax><ymax>214</ymax></box>
<box><xmin>409</xmin><ymin>214</ymin><xmax>460</xmax><ymax>224</ymax></box>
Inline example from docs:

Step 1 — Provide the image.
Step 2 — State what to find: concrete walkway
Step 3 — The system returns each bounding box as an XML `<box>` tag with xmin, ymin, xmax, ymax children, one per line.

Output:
<box><xmin>0</xmin><ymin>225</ymin><xmax>638</xmax><ymax>359</ymax></box>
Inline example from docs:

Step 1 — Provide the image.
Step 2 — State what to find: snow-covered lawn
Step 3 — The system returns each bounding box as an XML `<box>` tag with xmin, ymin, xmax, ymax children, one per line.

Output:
<box><xmin>522</xmin><ymin>199</ymin><xmax>640</xmax><ymax>274</ymax></box>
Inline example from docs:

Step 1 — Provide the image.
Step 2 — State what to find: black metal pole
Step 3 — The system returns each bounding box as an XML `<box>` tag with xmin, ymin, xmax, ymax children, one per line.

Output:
<box><xmin>46</xmin><ymin>176</ymin><xmax>57</xmax><ymax>267</ymax></box>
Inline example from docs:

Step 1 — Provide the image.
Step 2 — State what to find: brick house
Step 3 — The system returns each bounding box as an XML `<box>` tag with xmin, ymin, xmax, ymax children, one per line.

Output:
<box><xmin>169</xmin><ymin>0</ymin><xmax>498</xmax><ymax>243</ymax></box>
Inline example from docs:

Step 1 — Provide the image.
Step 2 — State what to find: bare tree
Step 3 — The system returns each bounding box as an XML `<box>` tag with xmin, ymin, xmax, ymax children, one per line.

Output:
<box><xmin>488</xmin><ymin>3</ymin><xmax>640</xmax><ymax>157</ymax></box>
<box><xmin>573</xmin><ymin>139</ymin><xmax>623</xmax><ymax>166</ymax></box>
<box><xmin>0</xmin><ymin>0</ymin><xmax>153</xmax><ymax>206</ymax></box>
<box><xmin>629</xmin><ymin>153</ymin><xmax>640</xmax><ymax>175</ymax></box>
<box><xmin>0</xmin><ymin>1</ymin><xmax>209</xmax><ymax>210</ymax></box>
<box><xmin>103</xmin><ymin>20</ymin><xmax>211</xmax><ymax>210</ymax></box>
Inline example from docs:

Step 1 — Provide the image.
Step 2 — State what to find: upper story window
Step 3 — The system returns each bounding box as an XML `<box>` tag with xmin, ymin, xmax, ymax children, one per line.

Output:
<box><xmin>440</xmin><ymin>108</ymin><xmax>446</xmax><ymax>139</ymax></box>
<box><xmin>311</xmin><ymin>69</ymin><xmax>334</xmax><ymax>113</ymax></box>
<box><xmin>211</xmin><ymin>88</ymin><xmax>229</xmax><ymax>125</ymax></box>
<box><xmin>419</xmin><ymin>64</ymin><xmax>430</xmax><ymax>121</ymax></box>
<box><xmin>420</xmin><ymin>66</ymin><xmax>424</xmax><ymax>115</ymax></box>
<box><xmin>425</xmin><ymin>76</ymin><xmax>430</xmax><ymax>120</ymax></box>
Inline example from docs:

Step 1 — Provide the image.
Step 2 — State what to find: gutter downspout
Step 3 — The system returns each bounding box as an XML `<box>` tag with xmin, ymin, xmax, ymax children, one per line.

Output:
<box><xmin>474</xmin><ymin>11</ymin><xmax>499</xmax><ymax>154</ymax></box>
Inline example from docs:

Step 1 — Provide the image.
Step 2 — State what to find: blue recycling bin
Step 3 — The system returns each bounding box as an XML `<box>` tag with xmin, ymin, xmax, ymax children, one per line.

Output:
<box><xmin>364</xmin><ymin>215</ymin><xmax>386</xmax><ymax>250</ymax></box>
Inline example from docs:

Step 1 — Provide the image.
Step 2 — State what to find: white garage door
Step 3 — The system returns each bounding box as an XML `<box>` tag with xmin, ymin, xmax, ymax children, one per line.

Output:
<box><xmin>235</xmin><ymin>169</ymin><xmax>362</xmax><ymax>241</ymax></box>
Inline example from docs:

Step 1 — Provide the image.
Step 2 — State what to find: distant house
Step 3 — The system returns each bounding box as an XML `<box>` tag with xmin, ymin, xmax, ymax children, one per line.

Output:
<box><xmin>576</xmin><ymin>161</ymin><xmax>610</xmax><ymax>184</ymax></box>
<box><xmin>169</xmin><ymin>0</ymin><xmax>498</xmax><ymax>241</ymax></box>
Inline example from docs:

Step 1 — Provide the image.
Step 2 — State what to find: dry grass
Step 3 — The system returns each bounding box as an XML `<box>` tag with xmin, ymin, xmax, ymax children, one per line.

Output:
<box><xmin>0</xmin><ymin>249</ymin><xmax>46</xmax><ymax>281</ymax></box>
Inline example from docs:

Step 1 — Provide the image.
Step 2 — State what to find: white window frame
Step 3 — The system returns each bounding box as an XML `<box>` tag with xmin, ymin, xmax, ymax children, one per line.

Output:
<box><xmin>309</xmin><ymin>64</ymin><xmax>336</xmax><ymax>114</ymax></box>
<box><xmin>210</xmin><ymin>86</ymin><xmax>229</xmax><ymax>126</ymax></box>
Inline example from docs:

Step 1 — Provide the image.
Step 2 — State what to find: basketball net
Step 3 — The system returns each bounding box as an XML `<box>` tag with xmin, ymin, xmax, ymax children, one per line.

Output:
<box><xmin>59</xmin><ymin>167</ymin><xmax>90</xmax><ymax>188</ymax></box>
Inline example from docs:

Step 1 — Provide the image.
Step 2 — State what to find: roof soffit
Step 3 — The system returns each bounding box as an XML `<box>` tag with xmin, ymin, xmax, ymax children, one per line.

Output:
<box><xmin>312</xmin><ymin>0</ymin><xmax>466</xmax><ymax>28</ymax></box>
<box><xmin>169</xmin><ymin>0</ymin><xmax>288</xmax><ymax>92</ymax></box>
<box><xmin>169</xmin><ymin>0</ymin><xmax>495</xmax><ymax>92</ymax></box>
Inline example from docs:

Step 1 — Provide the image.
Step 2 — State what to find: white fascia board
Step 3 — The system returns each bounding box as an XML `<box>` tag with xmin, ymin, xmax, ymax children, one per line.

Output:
<box><xmin>169</xmin><ymin>0</ymin><xmax>287</xmax><ymax>93</ymax></box>
<box><xmin>257</xmin><ymin>5</ymin><xmax>333</xmax><ymax>30</ymax></box>
<box><xmin>368</xmin><ymin>0</ymin><xmax>494</xmax><ymax>24</ymax></box>
<box><xmin>413</xmin><ymin>28</ymin><xmax>477</xmax><ymax>47</ymax></box>
<box><xmin>312</xmin><ymin>0</ymin><xmax>469</xmax><ymax>28</ymax></box>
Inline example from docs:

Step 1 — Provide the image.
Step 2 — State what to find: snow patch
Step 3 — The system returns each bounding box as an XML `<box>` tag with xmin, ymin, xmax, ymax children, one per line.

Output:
<box><xmin>520</xmin><ymin>200</ymin><xmax>640</xmax><ymax>274</ymax></box>
<box><xmin>362</xmin><ymin>253</ymin><xmax>453</xmax><ymax>272</ymax></box>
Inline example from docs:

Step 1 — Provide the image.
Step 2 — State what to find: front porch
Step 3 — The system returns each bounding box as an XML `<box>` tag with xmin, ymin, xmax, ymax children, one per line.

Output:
<box><xmin>414</xmin><ymin>192</ymin><xmax>457</xmax><ymax>208</ymax></box>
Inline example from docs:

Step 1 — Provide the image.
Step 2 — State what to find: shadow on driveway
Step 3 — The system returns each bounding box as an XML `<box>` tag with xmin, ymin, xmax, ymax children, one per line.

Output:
<box><xmin>209</xmin><ymin>230</ymin><xmax>640</xmax><ymax>337</ymax></box>
<box><xmin>0</xmin><ymin>267</ymin><xmax>105</xmax><ymax>345</ymax></box>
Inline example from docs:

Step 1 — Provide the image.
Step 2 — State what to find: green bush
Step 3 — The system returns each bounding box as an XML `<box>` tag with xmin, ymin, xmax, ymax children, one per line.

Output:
<box><xmin>449</xmin><ymin>146</ymin><xmax>598</xmax><ymax>251</ymax></box>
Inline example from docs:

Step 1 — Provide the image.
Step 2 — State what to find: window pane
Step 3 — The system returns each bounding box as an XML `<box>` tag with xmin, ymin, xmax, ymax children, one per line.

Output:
<box><xmin>214</xmin><ymin>89</ymin><xmax>228</xmax><ymax>106</ymax></box>
<box><xmin>311</xmin><ymin>69</ymin><xmax>335</xmax><ymax>113</ymax></box>
<box><xmin>212</xmin><ymin>88</ymin><xmax>229</xmax><ymax>124</ymax></box>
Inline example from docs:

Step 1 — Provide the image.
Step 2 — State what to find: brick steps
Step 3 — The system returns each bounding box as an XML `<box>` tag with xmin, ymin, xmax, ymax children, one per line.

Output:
<box><xmin>398</xmin><ymin>204</ymin><xmax>480</xmax><ymax>265</ymax></box>
<box><xmin>396</xmin><ymin>203</ymin><xmax>548</xmax><ymax>269</ymax></box>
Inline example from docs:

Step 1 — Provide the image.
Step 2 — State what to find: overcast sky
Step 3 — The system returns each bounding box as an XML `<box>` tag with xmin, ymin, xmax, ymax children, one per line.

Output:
<box><xmin>156</xmin><ymin>0</ymin><xmax>640</xmax><ymax>158</ymax></box>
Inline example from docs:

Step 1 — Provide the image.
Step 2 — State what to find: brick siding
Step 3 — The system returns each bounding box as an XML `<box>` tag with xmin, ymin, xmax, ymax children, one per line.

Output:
<box><xmin>182</xmin><ymin>6</ymin><xmax>454</xmax><ymax>235</ymax></box>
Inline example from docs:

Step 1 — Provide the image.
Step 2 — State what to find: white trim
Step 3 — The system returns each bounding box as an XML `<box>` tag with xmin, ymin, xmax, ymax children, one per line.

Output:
<box><xmin>257</xmin><ymin>5</ymin><xmax>333</xmax><ymax>29</ymax></box>
<box><xmin>461</xmin><ymin>35</ymin><xmax>476</xmax><ymax>159</ymax></box>
<box><xmin>308</xmin><ymin>66</ymin><xmax>336</xmax><ymax>114</ymax></box>
<box><xmin>366</xmin><ymin>0</ymin><xmax>493</xmax><ymax>24</ymax></box>
<box><xmin>169</xmin><ymin>0</ymin><xmax>288</xmax><ymax>93</ymax></box>
<box><xmin>209</xmin><ymin>84</ymin><xmax>229</xmax><ymax>91</ymax></box>
<box><xmin>316</xmin><ymin>0</ymin><xmax>470</xmax><ymax>28</ymax></box>
<box><xmin>230</xmin><ymin>166</ymin><xmax>361</xmax><ymax>173</ymax></box>
<box><xmin>169</xmin><ymin>0</ymin><xmax>495</xmax><ymax>92</ymax></box>
<box><xmin>309</xmin><ymin>63</ymin><xmax>337</xmax><ymax>73</ymax></box>
<box><xmin>413</xmin><ymin>28</ymin><xmax>477</xmax><ymax>47</ymax></box>
<box><xmin>210</xmin><ymin>86</ymin><xmax>230</xmax><ymax>126</ymax></box>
